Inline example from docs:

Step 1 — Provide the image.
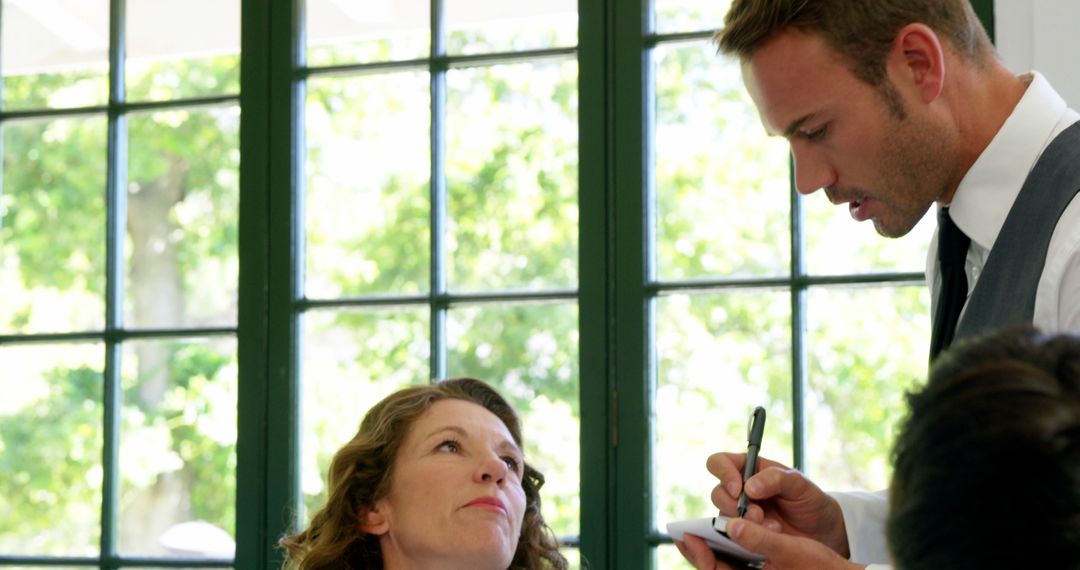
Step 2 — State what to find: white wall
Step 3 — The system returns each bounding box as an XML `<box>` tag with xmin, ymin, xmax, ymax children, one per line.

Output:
<box><xmin>995</xmin><ymin>0</ymin><xmax>1080</xmax><ymax>108</ymax></box>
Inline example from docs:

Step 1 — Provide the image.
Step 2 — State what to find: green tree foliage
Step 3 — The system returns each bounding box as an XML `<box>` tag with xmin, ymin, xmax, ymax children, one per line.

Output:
<box><xmin>0</xmin><ymin>55</ymin><xmax>239</xmax><ymax>555</ymax></box>
<box><xmin>0</xmin><ymin>363</ymin><xmax>103</xmax><ymax>554</ymax></box>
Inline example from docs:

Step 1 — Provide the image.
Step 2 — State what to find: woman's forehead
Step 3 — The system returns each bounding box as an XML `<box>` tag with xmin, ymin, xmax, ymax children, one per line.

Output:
<box><xmin>408</xmin><ymin>398</ymin><xmax>519</xmax><ymax>447</ymax></box>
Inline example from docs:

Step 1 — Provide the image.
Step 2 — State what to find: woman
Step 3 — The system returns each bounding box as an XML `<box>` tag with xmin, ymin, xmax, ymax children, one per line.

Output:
<box><xmin>280</xmin><ymin>377</ymin><xmax>567</xmax><ymax>569</ymax></box>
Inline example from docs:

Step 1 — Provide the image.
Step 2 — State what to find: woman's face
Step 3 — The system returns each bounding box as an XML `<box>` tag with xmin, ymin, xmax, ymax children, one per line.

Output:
<box><xmin>363</xmin><ymin>398</ymin><xmax>527</xmax><ymax>569</ymax></box>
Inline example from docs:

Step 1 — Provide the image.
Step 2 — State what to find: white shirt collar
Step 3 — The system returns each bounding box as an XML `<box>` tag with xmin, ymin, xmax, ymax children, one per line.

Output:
<box><xmin>948</xmin><ymin>72</ymin><xmax>1080</xmax><ymax>251</ymax></box>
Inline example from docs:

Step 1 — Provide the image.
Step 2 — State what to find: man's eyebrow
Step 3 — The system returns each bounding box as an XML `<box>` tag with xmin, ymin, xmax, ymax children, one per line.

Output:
<box><xmin>782</xmin><ymin>113</ymin><xmax>817</xmax><ymax>138</ymax></box>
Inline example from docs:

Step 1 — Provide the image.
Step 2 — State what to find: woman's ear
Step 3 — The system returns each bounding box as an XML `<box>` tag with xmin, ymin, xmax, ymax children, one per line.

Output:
<box><xmin>359</xmin><ymin>505</ymin><xmax>390</xmax><ymax>536</ymax></box>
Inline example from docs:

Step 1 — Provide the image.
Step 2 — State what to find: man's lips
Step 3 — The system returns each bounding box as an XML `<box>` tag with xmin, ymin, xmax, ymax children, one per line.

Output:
<box><xmin>849</xmin><ymin>198</ymin><xmax>873</xmax><ymax>222</ymax></box>
<box><xmin>464</xmin><ymin>496</ymin><xmax>506</xmax><ymax>512</ymax></box>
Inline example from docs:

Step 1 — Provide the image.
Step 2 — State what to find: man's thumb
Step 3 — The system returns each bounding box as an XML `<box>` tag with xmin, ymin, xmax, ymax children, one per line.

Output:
<box><xmin>726</xmin><ymin>517</ymin><xmax>777</xmax><ymax>556</ymax></box>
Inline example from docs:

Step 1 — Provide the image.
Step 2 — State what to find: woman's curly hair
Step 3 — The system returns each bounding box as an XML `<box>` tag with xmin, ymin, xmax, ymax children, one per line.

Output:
<box><xmin>279</xmin><ymin>377</ymin><xmax>568</xmax><ymax>569</ymax></box>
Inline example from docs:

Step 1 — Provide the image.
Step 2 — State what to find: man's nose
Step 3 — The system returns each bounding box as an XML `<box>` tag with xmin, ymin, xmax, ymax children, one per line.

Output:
<box><xmin>791</xmin><ymin>147</ymin><xmax>835</xmax><ymax>196</ymax></box>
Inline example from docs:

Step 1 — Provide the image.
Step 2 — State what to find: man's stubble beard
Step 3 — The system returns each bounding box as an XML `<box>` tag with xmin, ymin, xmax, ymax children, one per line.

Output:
<box><xmin>871</xmin><ymin>110</ymin><xmax>958</xmax><ymax>239</ymax></box>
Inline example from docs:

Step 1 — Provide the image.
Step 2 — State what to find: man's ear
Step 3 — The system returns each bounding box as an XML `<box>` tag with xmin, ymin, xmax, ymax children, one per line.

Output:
<box><xmin>889</xmin><ymin>23</ymin><xmax>946</xmax><ymax>103</ymax></box>
<box><xmin>359</xmin><ymin>504</ymin><xmax>390</xmax><ymax>536</ymax></box>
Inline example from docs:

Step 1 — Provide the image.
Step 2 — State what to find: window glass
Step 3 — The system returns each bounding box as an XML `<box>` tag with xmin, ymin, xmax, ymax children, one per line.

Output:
<box><xmin>306</xmin><ymin>0</ymin><xmax>428</xmax><ymax>66</ymax></box>
<box><xmin>804</xmin><ymin>194</ymin><xmax>936</xmax><ymax>275</ymax></box>
<box><xmin>447</xmin><ymin>301</ymin><xmax>580</xmax><ymax>537</ymax></box>
<box><xmin>1</xmin><ymin>116</ymin><xmax>107</xmax><ymax>334</ymax></box>
<box><xmin>654</xmin><ymin>0</ymin><xmax>731</xmax><ymax>35</ymax></box>
<box><xmin>446</xmin><ymin>0</ymin><xmax>576</xmax><ymax>55</ymax></box>
<box><xmin>0</xmin><ymin>342</ymin><xmax>104</xmax><ymax>556</ymax></box>
<box><xmin>118</xmin><ymin>337</ymin><xmax>238</xmax><ymax>557</ymax></box>
<box><xmin>300</xmin><ymin>306</ymin><xmax>430</xmax><ymax>520</ymax></box>
<box><xmin>1</xmin><ymin>0</ymin><xmax>109</xmax><ymax>110</ymax></box>
<box><xmin>654</xmin><ymin>291</ymin><xmax>793</xmax><ymax>528</ymax></box>
<box><xmin>657</xmin><ymin>543</ymin><xmax>698</xmax><ymax>569</ymax></box>
<box><xmin>654</xmin><ymin>42</ymin><xmax>790</xmax><ymax>281</ymax></box>
<box><xmin>805</xmin><ymin>285</ymin><xmax>931</xmax><ymax>491</ymax></box>
<box><xmin>305</xmin><ymin>72</ymin><xmax>430</xmax><ymax>298</ymax></box>
<box><xmin>446</xmin><ymin>60</ymin><xmax>578</xmax><ymax>292</ymax></box>
<box><xmin>126</xmin><ymin>0</ymin><xmax>240</xmax><ymax>101</ymax></box>
<box><xmin>126</xmin><ymin>106</ymin><xmax>240</xmax><ymax>329</ymax></box>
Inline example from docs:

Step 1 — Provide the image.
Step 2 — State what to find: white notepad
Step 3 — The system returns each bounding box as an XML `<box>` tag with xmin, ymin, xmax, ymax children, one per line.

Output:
<box><xmin>666</xmin><ymin>516</ymin><xmax>767</xmax><ymax>568</ymax></box>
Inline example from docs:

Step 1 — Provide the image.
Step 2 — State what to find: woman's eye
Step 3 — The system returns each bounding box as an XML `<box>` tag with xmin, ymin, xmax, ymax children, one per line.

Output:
<box><xmin>502</xmin><ymin>456</ymin><xmax>521</xmax><ymax>472</ymax></box>
<box><xmin>437</xmin><ymin>440</ymin><xmax>461</xmax><ymax>453</ymax></box>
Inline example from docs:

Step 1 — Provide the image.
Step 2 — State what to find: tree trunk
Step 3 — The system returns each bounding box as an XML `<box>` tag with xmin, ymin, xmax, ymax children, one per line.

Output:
<box><xmin>120</xmin><ymin>155</ymin><xmax>193</xmax><ymax>554</ymax></box>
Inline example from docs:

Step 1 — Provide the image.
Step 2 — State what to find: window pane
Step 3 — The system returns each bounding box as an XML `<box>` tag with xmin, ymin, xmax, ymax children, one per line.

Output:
<box><xmin>1</xmin><ymin>116</ymin><xmax>107</xmax><ymax>334</ymax></box>
<box><xmin>654</xmin><ymin>291</ymin><xmax>792</xmax><ymax>528</ymax></box>
<box><xmin>804</xmin><ymin>194</ymin><xmax>935</xmax><ymax>275</ymax></box>
<box><xmin>118</xmin><ymin>337</ymin><xmax>237</xmax><ymax>557</ymax></box>
<box><xmin>446</xmin><ymin>301</ymin><xmax>580</xmax><ymax>537</ymax></box>
<box><xmin>305</xmin><ymin>73</ymin><xmax>430</xmax><ymax>298</ymax></box>
<box><xmin>1</xmin><ymin>0</ymin><xmax>109</xmax><ymax>110</ymax></box>
<box><xmin>126</xmin><ymin>0</ymin><xmax>240</xmax><ymax>101</ymax></box>
<box><xmin>306</xmin><ymin>0</ymin><xmax>428</xmax><ymax>67</ymax></box>
<box><xmin>446</xmin><ymin>0</ymin><xmax>576</xmax><ymax>55</ymax></box>
<box><xmin>654</xmin><ymin>42</ymin><xmax>791</xmax><ymax>281</ymax></box>
<box><xmin>300</xmin><ymin>307</ymin><xmax>430</xmax><ymax>521</ymax></box>
<box><xmin>656</xmin><ymin>543</ymin><xmax>696</xmax><ymax>569</ymax></box>
<box><xmin>446</xmin><ymin>60</ymin><xmax>578</xmax><ymax>292</ymax></box>
<box><xmin>805</xmin><ymin>285</ymin><xmax>931</xmax><ymax>491</ymax></box>
<box><xmin>561</xmin><ymin>548</ymin><xmax>581</xmax><ymax>569</ymax></box>
<box><xmin>3</xmin><ymin>567</ymin><xmax>94</xmax><ymax>570</ymax></box>
<box><xmin>0</xmin><ymin>342</ymin><xmax>103</xmax><ymax>556</ymax></box>
<box><xmin>126</xmin><ymin>106</ymin><xmax>240</xmax><ymax>329</ymax></box>
<box><xmin>654</xmin><ymin>0</ymin><xmax>731</xmax><ymax>35</ymax></box>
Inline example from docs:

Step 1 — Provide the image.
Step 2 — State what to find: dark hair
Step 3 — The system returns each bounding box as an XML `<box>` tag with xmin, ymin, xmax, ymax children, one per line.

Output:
<box><xmin>888</xmin><ymin>326</ymin><xmax>1080</xmax><ymax>569</ymax></box>
<box><xmin>715</xmin><ymin>0</ymin><xmax>993</xmax><ymax>88</ymax></box>
<box><xmin>279</xmin><ymin>377</ymin><xmax>568</xmax><ymax>569</ymax></box>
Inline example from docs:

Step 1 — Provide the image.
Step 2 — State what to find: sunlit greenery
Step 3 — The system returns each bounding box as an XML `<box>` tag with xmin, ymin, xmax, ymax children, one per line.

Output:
<box><xmin>1</xmin><ymin>53</ymin><xmax>239</xmax><ymax>556</ymax></box>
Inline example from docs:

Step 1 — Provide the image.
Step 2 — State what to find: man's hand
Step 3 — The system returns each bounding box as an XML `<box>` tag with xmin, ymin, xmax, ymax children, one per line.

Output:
<box><xmin>709</xmin><ymin>452</ymin><xmax>851</xmax><ymax>557</ymax></box>
<box><xmin>675</xmin><ymin>518</ymin><xmax>867</xmax><ymax>570</ymax></box>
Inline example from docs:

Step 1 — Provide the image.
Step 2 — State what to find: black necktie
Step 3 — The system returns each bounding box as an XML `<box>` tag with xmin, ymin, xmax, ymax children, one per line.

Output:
<box><xmin>929</xmin><ymin>207</ymin><xmax>971</xmax><ymax>360</ymax></box>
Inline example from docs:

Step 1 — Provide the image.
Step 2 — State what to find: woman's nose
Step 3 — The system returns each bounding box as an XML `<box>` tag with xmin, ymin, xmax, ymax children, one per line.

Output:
<box><xmin>475</xmin><ymin>453</ymin><xmax>508</xmax><ymax>485</ymax></box>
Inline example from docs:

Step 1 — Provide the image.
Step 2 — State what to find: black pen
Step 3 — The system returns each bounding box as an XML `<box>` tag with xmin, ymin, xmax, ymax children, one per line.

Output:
<box><xmin>737</xmin><ymin>406</ymin><xmax>767</xmax><ymax>518</ymax></box>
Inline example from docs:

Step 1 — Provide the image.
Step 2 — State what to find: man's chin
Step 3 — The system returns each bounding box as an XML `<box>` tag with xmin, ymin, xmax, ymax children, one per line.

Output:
<box><xmin>872</xmin><ymin>217</ymin><xmax>920</xmax><ymax>239</ymax></box>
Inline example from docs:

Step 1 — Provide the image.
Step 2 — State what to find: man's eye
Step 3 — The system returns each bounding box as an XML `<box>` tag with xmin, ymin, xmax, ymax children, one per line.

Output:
<box><xmin>804</xmin><ymin>126</ymin><xmax>828</xmax><ymax>140</ymax></box>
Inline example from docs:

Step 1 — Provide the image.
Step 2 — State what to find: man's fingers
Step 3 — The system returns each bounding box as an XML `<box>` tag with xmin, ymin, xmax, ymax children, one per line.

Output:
<box><xmin>725</xmin><ymin>517</ymin><xmax>779</xmax><ymax>555</ymax></box>
<box><xmin>743</xmin><ymin>466</ymin><xmax>808</xmax><ymax>501</ymax></box>
<box><xmin>761</xmin><ymin>517</ymin><xmax>783</xmax><ymax>532</ymax></box>
<box><xmin>706</xmin><ymin>452</ymin><xmax>746</xmax><ymax>499</ymax></box>
<box><xmin>677</xmin><ymin>534</ymin><xmax>737</xmax><ymax>570</ymax></box>
<box><xmin>725</xmin><ymin>518</ymin><xmax>859</xmax><ymax>570</ymax></box>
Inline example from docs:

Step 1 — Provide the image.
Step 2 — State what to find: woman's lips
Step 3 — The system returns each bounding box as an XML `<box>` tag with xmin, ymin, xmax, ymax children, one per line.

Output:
<box><xmin>464</xmin><ymin>496</ymin><xmax>506</xmax><ymax>512</ymax></box>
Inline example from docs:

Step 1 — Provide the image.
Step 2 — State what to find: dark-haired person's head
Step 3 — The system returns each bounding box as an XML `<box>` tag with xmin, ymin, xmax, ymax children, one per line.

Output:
<box><xmin>888</xmin><ymin>326</ymin><xmax>1080</xmax><ymax>569</ymax></box>
<box><xmin>280</xmin><ymin>377</ymin><xmax>568</xmax><ymax>569</ymax></box>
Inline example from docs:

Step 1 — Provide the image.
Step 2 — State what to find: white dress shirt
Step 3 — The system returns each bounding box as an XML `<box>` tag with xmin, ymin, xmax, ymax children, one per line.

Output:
<box><xmin>836</xmin><ymin>71</ymin><xmax>1080</xmax><ymax>568</ymax></box>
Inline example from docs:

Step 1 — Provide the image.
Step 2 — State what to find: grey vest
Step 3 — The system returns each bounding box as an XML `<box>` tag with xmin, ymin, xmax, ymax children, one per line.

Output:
<box><xmin>953</xmin><ymin>121</ymin><xmax>1080</xmax><ymax>341</ymax></box>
